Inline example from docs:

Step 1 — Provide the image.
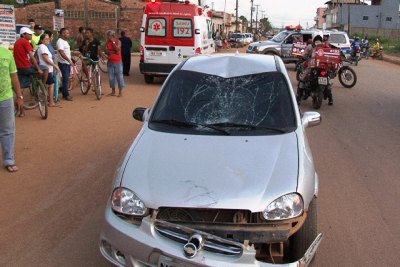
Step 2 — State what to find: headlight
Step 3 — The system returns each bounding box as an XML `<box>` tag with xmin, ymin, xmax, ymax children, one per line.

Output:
<box><xmin>263</xmin><ymin>193</ymin><xmax>303</xmax><ymax>220</ymax></box>
<box><xmin>111</xmin><ymin>187</ymin><xmax>147</xmax><ymax>216</ymax></box>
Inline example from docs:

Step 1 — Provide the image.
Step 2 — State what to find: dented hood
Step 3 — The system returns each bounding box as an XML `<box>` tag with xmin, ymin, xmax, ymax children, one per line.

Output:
<box><xmin>121</xmin><ymin>129</ymin><xmax>299</xmax><ymax>212</ymax></box>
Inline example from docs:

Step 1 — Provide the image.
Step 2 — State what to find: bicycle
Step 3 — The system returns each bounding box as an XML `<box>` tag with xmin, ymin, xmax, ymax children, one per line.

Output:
<box><xmin>21</xmin><ymin>72</ymin><xmax>48</xmax><ymax>119</ymax></box>
<box><xmin>80</xmin><ymin>57</ymin><xmax>102</xmax><ymax>100</ymax></box>
<box><xmin>68</xmin><ymin>51</ymin><xmax>83</xmax><ymax>91</ymax></box>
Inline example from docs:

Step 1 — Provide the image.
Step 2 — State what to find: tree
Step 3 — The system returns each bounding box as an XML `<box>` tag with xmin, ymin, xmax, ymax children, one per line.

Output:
<box><xmin>260</xmin><ymin>17</ymin><xmax>272</xmax><ymax>32</ymax></box>
<box><xmin>239</xmin><ymin>16</ymin><xmax>248</xmax><ymax>24</ymax></box>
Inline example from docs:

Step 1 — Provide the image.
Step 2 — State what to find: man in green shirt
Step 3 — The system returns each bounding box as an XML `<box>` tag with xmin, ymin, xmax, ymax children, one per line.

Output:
<box><xmin>31</xmin><ymin>24</ymin><xmax>43</xmax><ymax>51</ymax></box>
<box><xmin>0</xmin><ymin>47</ymin><xmax>24</xmax><ymax>173</ymax></box>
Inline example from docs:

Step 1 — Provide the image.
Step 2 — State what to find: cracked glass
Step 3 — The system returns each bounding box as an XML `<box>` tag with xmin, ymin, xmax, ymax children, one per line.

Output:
<box><xmin>150</xmin><ymin>70</ymin><xmax>296</xmax><ymax>135</ymax></box>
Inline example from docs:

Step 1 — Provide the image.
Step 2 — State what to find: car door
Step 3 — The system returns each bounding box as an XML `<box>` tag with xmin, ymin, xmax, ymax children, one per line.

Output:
<box><xmin>281</xmin><ymin>33</ymin><xmax>301</xmax><ymax>58</ymax></box>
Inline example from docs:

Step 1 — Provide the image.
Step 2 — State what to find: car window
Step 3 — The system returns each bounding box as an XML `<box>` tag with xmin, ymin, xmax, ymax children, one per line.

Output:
<box><xmin>329</xmin><ymin>34</ymin><xmax>347</xmax><ymax>44</ymax></box>
<box><xmin>271</xmin><ymin>31</ymin><xmax>289</xmax><ymax>42</ymax></box>
<box><xmin>231</xmin><ymin>33</ymin><xmax>243</xmax><ymax>39</ymax></box>
<box><xmin>150</xmin><ymin>70</ymin><xmax>296</xmax><ymax>135</ymax></box>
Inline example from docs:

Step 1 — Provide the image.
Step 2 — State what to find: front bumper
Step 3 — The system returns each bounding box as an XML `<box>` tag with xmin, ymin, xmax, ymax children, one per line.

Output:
<box><xmin>99</xmin><ymin>207</ymin><xmax>322</xmax><ymax>267</ymax></box>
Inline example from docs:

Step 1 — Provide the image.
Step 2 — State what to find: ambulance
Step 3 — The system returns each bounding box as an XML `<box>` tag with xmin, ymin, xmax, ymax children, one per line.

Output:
<box><xmin>139</xmin><ymin>0</ymin><xmax>215</xmax><ymax>83</ymax></box>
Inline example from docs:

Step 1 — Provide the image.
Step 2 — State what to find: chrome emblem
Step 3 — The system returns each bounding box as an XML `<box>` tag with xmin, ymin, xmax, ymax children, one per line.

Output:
<box><xmin>183</xmin><ymin>242</ymin><xmax>197</xmax><ymax>258</ymax></box>
<box><xmin>183</xmin><ymin>234</ymin><xmax>204</xmax><ymax>259</ymax></box>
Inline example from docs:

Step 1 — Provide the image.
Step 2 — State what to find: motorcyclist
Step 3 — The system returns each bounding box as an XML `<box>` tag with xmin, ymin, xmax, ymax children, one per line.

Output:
<box><xmin>350</xmin><ymin>37</ymin><xmax>361</xmax><ymax>59</ymax></box>
<box><xmin>297</xmin><ymin>36</ymin><xmax>333</xmax><ymax>106</ymax></box>
<box><xmin>362</xmin><ymin>37</ymin><xmax>369</xmax><ymax>59</ymax></box>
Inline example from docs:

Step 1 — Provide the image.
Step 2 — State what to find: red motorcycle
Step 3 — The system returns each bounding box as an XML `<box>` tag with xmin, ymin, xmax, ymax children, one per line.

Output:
<box><xmin>297</xmin><ymin>47</ymin><xmax>342</xmax><ymax>109</ymax></box>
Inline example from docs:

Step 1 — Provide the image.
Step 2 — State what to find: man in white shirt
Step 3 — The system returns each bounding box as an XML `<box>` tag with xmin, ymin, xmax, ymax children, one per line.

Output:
<box><xmin>57</xmin><ymin>28</ymin><xmax>74</xmax><ymax>101</ymax></box>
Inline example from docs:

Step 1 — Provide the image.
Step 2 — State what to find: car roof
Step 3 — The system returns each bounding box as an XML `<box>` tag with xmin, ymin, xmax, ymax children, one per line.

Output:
<box><xmin>180</xmin><ymin>54</ymin><xmax>280</xmax><ymax>78</ymax></box>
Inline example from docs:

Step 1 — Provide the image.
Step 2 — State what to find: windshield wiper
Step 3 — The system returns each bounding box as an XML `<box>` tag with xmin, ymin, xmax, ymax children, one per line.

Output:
<box><xmin>151</xmin><ymin>119</ymin><xmax>230</xmax><ymax>135</ymax></box>
<box><xmin>209</xmin><ymin>122</ymin><xmax>288</xmax><ymax>133</ymax></box>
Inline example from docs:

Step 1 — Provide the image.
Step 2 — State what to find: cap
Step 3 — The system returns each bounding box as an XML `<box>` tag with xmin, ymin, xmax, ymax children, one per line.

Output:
<box><xmin>34</xmin><ymin>25</ymin><xmax>42</xmax><ymax>30</ymax></box>
<box><xmin>20</xmin><ymin>27</ymin><xmax>34</xmax><ymax>35</ymax></box>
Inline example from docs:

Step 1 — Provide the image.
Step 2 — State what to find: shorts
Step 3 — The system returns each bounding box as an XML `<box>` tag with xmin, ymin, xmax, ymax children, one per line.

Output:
<box><xmin>46</xmin><ymin>72</ymin><xmax>55</xmax><ymax>85</ymax></box>
<box><xmin>17</xmin><ymin>67</ymin><xmax>36</xmax><ymax>88</ymax></box>
<box><xmin>17</xmin><ymin>66</ymin><xmax>48</xmax><ymax>88</ymax></box>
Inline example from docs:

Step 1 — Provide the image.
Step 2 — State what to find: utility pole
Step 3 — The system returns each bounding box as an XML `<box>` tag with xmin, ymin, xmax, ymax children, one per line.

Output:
<box><xmin>235</xmin><ymin>0</ymin><xmax>239</xmax><ymax>32</ymax></box>
<box><xmin>255</xmin><ymin>4</ymin><xmax>260</xmax><ymax>33</ymax></box>
<box><xmin>250</xmin><ymin>0</ymin><xmax>254</xmax><ymax>33</ymax></box>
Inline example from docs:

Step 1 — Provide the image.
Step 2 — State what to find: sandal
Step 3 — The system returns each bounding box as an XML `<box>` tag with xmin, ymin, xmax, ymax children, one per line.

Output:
<box><xmin>5</xmin><ymin>165</ymin><xmax>19</xmax><ymax>173</ymax></box>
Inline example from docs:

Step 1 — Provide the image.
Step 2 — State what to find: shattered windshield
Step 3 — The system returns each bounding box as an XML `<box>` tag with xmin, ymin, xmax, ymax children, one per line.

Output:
<box><xmin>150</xmin><ymin>70</ymin><xmax>296</xmax><ymax>135</ymax></box>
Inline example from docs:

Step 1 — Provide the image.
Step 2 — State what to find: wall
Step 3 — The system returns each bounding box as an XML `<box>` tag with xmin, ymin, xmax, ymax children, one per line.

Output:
<box><xmin>14</xmin><ymin>0</ymin><xmax>146</xmax><ymax>40</ymax></box>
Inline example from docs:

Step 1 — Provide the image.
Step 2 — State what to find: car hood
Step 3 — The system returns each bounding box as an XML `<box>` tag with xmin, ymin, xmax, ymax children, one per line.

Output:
<box><xmin>249</xmin><ymin>40</ymin><xmax>278</xmax><ymax>47</ymax></box>
<box><xmin>121</xmin><ymin>130</ymin><xmax>299</xmax><ymax>212</ymax></box>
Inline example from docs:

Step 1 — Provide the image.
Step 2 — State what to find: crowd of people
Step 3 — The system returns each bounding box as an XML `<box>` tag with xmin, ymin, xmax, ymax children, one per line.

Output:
<box><xmin>0</xmin><ymin>19</ymin><xmax>133</xmax><ymax>173</ymax></box>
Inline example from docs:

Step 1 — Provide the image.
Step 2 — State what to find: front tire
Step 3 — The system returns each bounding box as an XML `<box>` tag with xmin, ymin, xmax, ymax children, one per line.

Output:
<box><xmin>338</xmin><ymin>66</ymin><xmax>357</xmax><ymax>88</ymax></box>
<box><xmin>312</xmin><ymin>86</ymin><xmax>324</xmax><ymax>109</ymax></box>
<box><xmin>94</xmin><ymin>70</ymin><xmax>102</xmax><ymax>100</ymax></box>
<box><xmin>289</xmin><ymin>199</ymin><xmax>317</xmax><ymax>261</ymax></box>
<box><xmin>36</xmin><ymin>80</ymin><xmax>48</xmax><ymax>119</ymax></box>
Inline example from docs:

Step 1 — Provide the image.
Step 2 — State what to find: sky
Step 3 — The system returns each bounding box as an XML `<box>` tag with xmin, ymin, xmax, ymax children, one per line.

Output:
<box><xmin>192</xmin><ymin>0</ymin><xmax>328</xmax><ymax>29</ymax></box>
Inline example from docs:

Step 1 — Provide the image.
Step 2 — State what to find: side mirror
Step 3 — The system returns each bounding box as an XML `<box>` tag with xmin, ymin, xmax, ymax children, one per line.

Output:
<box><xmin>132</xmin><ymin>107</ymin><xmax>149</xmax><ymax>122</ymax></box>
<box><xmin>301</xmin><ymin>111</ymin><xmax>321</xmax><ymax>128</ymax></box>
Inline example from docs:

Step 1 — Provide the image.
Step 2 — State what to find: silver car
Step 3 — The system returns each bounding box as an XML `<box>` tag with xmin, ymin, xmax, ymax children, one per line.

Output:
<box><xmin>99</xmin><ymin>54</ymin><xmax>322</xmax><ymax>267</ymax></box>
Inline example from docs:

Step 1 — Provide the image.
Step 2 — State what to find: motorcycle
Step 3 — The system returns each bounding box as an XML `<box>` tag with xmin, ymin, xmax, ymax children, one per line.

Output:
<box><xmin>297</xmin><ymin>51</ymin><xmax>357</xmax><ymax>90</ymax></box>
<box><xmin>350</xmin><ymin>46</ymin><xmax>361</xmax><ymax>65</ymax></box>
<box><xmin>370</xmin><ymin>41</ymin><xmax>383</xmax><ymax>60</ymax></box>
<box><xmin>297</xmin><ymin>66</ymin><xmax>333</xmax><ymax>109</ymax></box>
<box><xmin>297</xmin><ymin>47</ymin><xmax>357</xmax><ymax>109</ymax></box>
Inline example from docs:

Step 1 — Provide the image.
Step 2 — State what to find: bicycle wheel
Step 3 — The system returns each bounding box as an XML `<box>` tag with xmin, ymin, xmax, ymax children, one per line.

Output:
<box><xmin>80</xmin><ymin>69</ymin><xmax>90</xmax><ymax>95</ymax></box>
<box><xmin>94</xmin><ymin>69</ymin><xmax>102</xmax><ymax>100</ymax></box>
<box><xmin>22</xmin><ymin>84</ymin><xmax>39</xmax><ymax>110</ymax></box>
<box><xmin>98</xmin><ymin>58</ymin><xmax>108</xmax><ymax>73</ymax></box>
<box><xmin>36</xmin><ymin>80</ymin><xmax>48</xmax><ymax>119</ymax></box>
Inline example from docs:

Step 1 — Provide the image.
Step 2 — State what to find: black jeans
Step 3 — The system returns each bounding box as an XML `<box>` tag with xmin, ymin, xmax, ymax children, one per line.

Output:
<box><xmin>122</xmin><ymin>53</ymin><xmax>131</xmax><ymax>75</ymax></box>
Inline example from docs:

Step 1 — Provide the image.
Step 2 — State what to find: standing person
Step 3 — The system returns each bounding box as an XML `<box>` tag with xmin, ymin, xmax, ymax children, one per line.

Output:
<box><xmin>31</xmin><ymin>24</ymin><xmax>43</xmax><ymax>51</ymax></box>
<box><xmin>13</xmin><ymin>27</ymin><xmax>44</xmax><ymax>116</ymax></box>
<box><xmin>79</xmin><ymin>27</ymin><xmax>103</xmax><ymax>90</ymax></box>
<box><xmin>37</xmin><ymin>33</ymin><xmax>61</xmax><ymax>107</ymax></box>
<box><xmin>105</xmin><ymin>30</ymin><xmax>125</xmax><ymax>97</ymax></box>
<box><xmin>0</xmin><ymin>47</ymin><xmax>24</xmax><ymax>173</ymax></box>
<box><xmin>119</xmin><ymin>31</ymin><xmax>132</xmax><ymax>76</ymax></box>
<box><xmin>76</xmin><ymin>26</ymin><xmax>86</xmax><ymax>48</ymax></box>
<box><xmin>57</xmin><ymin>28</ymin><xmax>74</xmax><ymax>101</ymax></box>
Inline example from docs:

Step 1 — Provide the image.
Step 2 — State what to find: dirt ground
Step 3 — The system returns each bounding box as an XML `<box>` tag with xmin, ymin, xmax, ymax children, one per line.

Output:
<box><xmin>1</xmin><ymin>52</ymin><xmax>400</xmax><ymax>266</ymax></box>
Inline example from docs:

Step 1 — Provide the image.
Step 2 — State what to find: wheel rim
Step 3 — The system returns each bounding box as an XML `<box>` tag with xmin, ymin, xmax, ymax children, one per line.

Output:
<box><xmin>95</xmin><ymin>71</ymin><xmax>102</xmax><ymax>100</ymax></box>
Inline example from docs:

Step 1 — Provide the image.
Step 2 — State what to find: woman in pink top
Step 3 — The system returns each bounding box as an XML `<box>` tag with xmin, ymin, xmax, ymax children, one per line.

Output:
<box><xmin>105</xmin><ymin>30</ymin><xmax>125</xmax><ymax>97</ymax></box>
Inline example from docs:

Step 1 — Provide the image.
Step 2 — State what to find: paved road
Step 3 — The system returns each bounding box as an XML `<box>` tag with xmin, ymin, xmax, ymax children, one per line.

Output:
<box><xmin>0</xmin><ymin>54</ymin><xmax>399</xmax><ymax>267</ymax></box>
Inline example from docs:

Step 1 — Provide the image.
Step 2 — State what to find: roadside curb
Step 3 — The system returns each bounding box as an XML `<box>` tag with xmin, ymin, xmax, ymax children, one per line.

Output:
<box><xmin>382</xmin><ymin>52</ymin><xmax>400</xmax><ymax>65</ymax></box>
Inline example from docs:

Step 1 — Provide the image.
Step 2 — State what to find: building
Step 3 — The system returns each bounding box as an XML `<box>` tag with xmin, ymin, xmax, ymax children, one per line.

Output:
<box><xmin>323</xmin><ymin>0</ymin><xmax>400</xmax><ymax>37</ymax></box>
<box><xmin>315</xmin><ymin>7</ymin><xmax>327</xmax><ymax>29</ymax></box>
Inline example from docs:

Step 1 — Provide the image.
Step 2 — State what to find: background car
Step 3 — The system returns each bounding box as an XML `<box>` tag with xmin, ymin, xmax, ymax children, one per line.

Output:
<box><xmin>100</xmin><ymin>53</ymin><xmax>323</xmax><ymax>267</ymax></box>
<box><xmin>229</xmin><ymin>32</ymin><xmax>246</xmax><ymax>47</ymax></box>
<box><xmin>247</xmin><ymin>28</ymin><xmax>323</xmax><ymax>64</ymax></box>
<box><xmin>324</xmin><ymin>30</ymin><xmax>351</xmax><ymax>57</ymax></box>
<box><xmin>244</xmin><ymin>33</ymin><xmax>253</xmax><ymax>44</ymax></box>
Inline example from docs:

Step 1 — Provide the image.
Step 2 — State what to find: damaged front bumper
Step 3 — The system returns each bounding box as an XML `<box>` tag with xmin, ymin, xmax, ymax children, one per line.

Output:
<box><xmin>99</xmin><ymin>207</ymin><xmax>323</xmax><ymax>267</ymax></box>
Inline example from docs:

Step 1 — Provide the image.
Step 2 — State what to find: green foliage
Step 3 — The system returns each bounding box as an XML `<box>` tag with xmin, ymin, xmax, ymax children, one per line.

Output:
<box><xmin>353</xmin><ymin>32</ymin><xmax>400</xmax><ymax>54</ymax></box>
<box><xmin>260</xmin><ymin>17</ymin><xmax>272</xmax><ymax>32</ymax></box>
<box><xmin>239</xmin><ymin>16</ymin><xmax>248</xmax><ymax>23</ymax></box>
<box><xmin>132</xmin><ymin>40</ymin><xmax>140</xmax><ymax>53</ymax></box>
